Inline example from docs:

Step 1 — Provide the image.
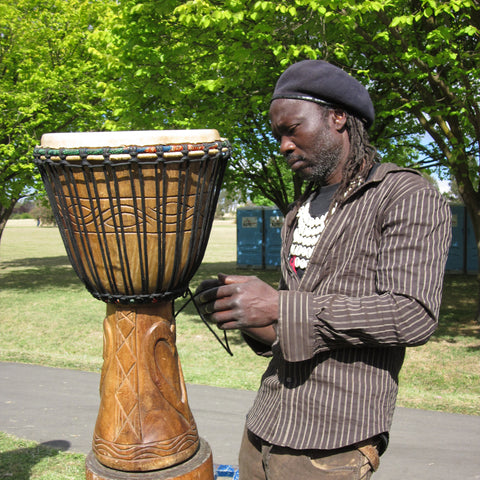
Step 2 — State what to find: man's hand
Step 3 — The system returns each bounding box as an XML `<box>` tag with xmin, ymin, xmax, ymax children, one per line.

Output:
<box><xmin>195</xmin><ymin>274</ymin><xmax>279</xmax><ymax>331</ymax></box>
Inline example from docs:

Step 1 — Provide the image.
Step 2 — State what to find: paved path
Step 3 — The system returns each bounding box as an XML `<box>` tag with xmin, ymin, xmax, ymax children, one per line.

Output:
<box><xmin>0</xmin><ymin>362</ymin><xmax>479</xmax><ymax>479</ymax></box>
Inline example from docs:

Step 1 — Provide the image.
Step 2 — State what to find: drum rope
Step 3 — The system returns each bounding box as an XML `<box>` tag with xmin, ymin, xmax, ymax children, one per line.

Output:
<box><xmin>34</xmin><ymin>141</ymin><xmax>230</xmax><ymax>305</ymax></box>
<box><xmin>109</xmin><ymin>160</ymin><xmax>136</xmax><ymax>295</ymax></box>
<box><xmin>175</xmin><ymin>288</ymin><xmax>233</xmax><ymax>356</ymax></box>
<box><xmin>87</xmin><ymin>162</ymin><xmax>119</xmax><ymax>294</ymax></box>
<box><xmin>127</xmin><ymin>157</ymin><xmax>148</xmax><ymax>293</ymax></box>
<box><xmin>84</xmin><ymin>160</ymin><xmax>120</xmax><ymax>295</ymax></box>
<box><xmin>173</xmin><ymin>158</ymin><xmax>190</xmax><ymax>289</ymax></box>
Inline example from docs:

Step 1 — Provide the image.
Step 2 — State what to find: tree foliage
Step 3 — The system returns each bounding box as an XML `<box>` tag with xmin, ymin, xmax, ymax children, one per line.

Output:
<box><xmin>100</xmin><ymin>0</ymin><xmax>316</xmax><ymax>213</ymax></box>
<box><xmin>2</xmin><ymin>0</ymin><xmax>480</xmax><ymax>274</ymax></box>
<box><xmin>0</xmin><ymin>0</ymin><xmax>110</xmax><ymax>240</ymax></box>
<box><xmin>324</xmin><ymin>0</ymin><xmax>480</xmax><ymax>213</ymax></box>
<box><xmin>100</xmin><ymin>0</ymin><xmax>479</xmax><ymax>219</ymax></box>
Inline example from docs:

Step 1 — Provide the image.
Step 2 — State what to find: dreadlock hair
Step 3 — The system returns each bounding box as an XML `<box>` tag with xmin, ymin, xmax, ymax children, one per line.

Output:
<box><xmin>331</xmin><ymin>112</ymin><xmax>380</xmax><ymax>207</ymax></box>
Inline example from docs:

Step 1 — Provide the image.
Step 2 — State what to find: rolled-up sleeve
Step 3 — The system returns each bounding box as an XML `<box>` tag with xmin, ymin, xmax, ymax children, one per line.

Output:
<box><xmin>276</xmin><ymin>179</ymin><xmax>452</xmax><ymax>363</ymax></box>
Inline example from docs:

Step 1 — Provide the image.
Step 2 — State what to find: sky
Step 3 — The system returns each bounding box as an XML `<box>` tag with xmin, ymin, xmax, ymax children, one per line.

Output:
<box><xmin>437</xmin><ymin>178</ymin><xmax>451</xmax><ymax>194</ymax></box>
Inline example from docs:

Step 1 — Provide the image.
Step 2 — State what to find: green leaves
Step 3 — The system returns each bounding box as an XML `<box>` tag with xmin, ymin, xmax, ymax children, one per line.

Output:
<box><xmin>0</xmin><ymin>0</ymin><xmax>111</xmax><ymax>229</ymax></box>
<box><xmin>2</xmin><ymin>0</ymin><xmax>480</xmax><ymax>231</ymax></box>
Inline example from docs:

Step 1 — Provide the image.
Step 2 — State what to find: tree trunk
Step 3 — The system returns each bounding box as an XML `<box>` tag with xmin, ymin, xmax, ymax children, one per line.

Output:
<box><xmin>0</xmin><ymin>199</ymin><xmax>17</xmax><ymax>246</ymax></box>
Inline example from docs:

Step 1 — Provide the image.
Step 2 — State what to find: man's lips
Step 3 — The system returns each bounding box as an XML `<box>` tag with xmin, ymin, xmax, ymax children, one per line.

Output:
<box><xmin>287</xmin><ymin>156</ymin><xmax>308</xmax><ymax>172</ymax></box>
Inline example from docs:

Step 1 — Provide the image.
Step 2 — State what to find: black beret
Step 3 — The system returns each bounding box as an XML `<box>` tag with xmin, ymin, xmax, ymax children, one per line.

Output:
<box><xmin>271</xmin><ymin>60</ymin><xmax>375</xmax><ymax>129</ymax></box>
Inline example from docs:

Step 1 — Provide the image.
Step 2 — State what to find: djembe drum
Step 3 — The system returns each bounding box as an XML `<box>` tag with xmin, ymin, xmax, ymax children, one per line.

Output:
<box><xmin>34</xmin><ymin>130</ymin><xmax>230</xmax><ymax>480</ymax></box>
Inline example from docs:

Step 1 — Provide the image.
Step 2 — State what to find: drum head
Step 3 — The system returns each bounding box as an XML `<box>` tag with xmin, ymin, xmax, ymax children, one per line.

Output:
<box><xmin>40</xmin><ymin>129</ymin><xmax>223</xmax><ymax>148</ymax></box>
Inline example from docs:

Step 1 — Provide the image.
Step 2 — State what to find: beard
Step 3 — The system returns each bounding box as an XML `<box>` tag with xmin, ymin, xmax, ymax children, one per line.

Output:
<box><xmin>307</xmin><ymin>145</ymin><xmax>343</xmax><ymax>184</ymax></box>
<box><xmin>286</xmin><ymin>128</ymin><xmax>344</xmax><ymax>185</ymax></box>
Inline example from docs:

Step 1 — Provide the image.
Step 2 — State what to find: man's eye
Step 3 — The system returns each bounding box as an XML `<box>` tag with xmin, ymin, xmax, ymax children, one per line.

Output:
<box><xmin>272</xmin><ymin>124</ymin><xmax>298</xmax><ymax>141</ymax></box>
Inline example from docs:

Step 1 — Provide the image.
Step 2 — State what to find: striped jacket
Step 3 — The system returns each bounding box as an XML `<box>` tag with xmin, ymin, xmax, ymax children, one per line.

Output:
<box><xmin>245</xmin><ymin>163</ymin><xmax>452</xmax><ymax>451</ymax></box>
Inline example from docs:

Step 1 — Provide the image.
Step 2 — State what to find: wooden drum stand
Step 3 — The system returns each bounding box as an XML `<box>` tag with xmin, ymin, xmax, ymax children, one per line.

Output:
<box><xmin>34</xmin><ymin>130</ymin><xmax>230</xmax><ymax>480</ymax></box>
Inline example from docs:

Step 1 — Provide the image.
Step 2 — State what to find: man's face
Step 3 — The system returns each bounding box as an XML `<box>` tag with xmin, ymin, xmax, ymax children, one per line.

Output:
<box><xmin>269</xmin><ymin>98</ymin><xmax>346</xmax><ymax>185</ymax></box>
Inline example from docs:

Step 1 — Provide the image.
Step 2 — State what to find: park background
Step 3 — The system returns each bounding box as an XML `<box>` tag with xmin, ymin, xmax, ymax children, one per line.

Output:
<box><xmin>1</xmin><ymin>0</ymin><xmax>480</xmax><ymax>478</ymax></box>
<box><xmin>1</xmin><ymin>215</ymin><xmax>479</xmax><ymax>478</ymax></box>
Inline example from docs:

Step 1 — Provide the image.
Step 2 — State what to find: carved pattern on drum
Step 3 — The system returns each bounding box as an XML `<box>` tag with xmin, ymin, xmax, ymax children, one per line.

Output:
<box><xmin>145</xmin><ymin>321</ymin><xmax>191</xmax><ymax>421</ymax></box>
<box><xmin>50</xmin><ymin>162</ymin><xmax>210</xmax><ymax>298</ymax></box>
<box><xmin>93</xmin><ymin>303</ymin><xmax>200</xmax><ymax>471</ymax></box>
<box><xmin>92</xmin><ymin>420</ymin><xmax>198</xmax><ymax>465</ymax></box>
<box><xmin>64</xmin><ymin>197</ymin><xmax>197</xmax><ymax>234</ymax></box>
<box><xmin>114</xmin><ymin>309</ymin><xmax>141</xmax><ymax>443</ymax></box>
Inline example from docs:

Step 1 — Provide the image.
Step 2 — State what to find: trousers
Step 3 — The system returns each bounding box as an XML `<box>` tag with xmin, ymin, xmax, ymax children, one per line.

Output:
<box><xmin>238</xmin><ymin>428</ymin><xmax>381</xmax><ymax>480</ymax></box>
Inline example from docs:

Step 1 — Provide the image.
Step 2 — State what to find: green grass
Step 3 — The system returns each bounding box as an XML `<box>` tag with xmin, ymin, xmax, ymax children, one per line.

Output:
<box><xmin>0</xmin><ymin>432</ymin><xmax>85</xmax><ymax>479</ymax></box>
<box><xmin>0</xmin><ymin>220</ymin><xmax>273</xmax><ymax>390</ymax></box>
<box><xmin>0</xmin><ymin>219</ymin><xmax>479</xmax><ymax>413</ymax></box>
<box><xmin>398</xmin><ymin>274</ymin><xmax>480</xmax><ymax>415</ymax></box>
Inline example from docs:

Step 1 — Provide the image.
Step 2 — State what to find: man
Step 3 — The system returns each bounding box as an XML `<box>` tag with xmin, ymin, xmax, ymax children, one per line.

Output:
<box><xmin>197</xmin><ymin>60</ymin><xmax>451</xmax><ymax>479</ymax></box>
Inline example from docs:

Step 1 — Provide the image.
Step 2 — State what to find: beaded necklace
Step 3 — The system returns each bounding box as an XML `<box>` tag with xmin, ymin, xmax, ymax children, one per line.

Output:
<box><xmin>289</xmin><ymin>177</ymin><xmax>364</xmax><ymax>271</ymax></box>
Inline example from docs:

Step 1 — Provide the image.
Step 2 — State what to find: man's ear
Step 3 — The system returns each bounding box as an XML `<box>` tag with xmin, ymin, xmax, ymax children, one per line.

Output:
<box><xmin>331</xmin><ymin>109</ymin><xmax>347</xmax><ymax>131</ymax></box>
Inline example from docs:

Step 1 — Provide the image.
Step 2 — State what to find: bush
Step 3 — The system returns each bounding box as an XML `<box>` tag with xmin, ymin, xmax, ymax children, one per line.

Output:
<box><xmin>11</xmin><ymin>213</ymin><xmax>33</xmax><ymax>219</ymax></box>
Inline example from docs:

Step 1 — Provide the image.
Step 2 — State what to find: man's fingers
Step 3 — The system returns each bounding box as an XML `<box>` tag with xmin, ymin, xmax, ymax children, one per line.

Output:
<box><xmin>216</xmin><ymin>320</ymin><xmax>239</xmax><ymax>330</ymax></box>
<box><xmin>219</xmin><ymin>273</ymin><xmax>253</xmax><ymax>285</ymax></box>
<box><xmin>213</xmin><ymin>310</ymin><xmax>241</xmax><ymax>329</ymax></box>
<box><xmin>195</xmin><ymin>278</ymin><xmax>223</xmax><ymax>295</ymax></box>
<box><xmin>196</xmin><ymin>286</ymin><xmax>220</xmax><ymax>304</ymax></box>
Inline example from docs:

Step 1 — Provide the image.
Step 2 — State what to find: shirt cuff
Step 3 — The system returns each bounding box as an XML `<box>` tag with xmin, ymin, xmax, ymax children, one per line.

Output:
<box><xmin>278</xmin><ymin>290</ymin><xmax>316</xmax><ymax>362</ymax></box>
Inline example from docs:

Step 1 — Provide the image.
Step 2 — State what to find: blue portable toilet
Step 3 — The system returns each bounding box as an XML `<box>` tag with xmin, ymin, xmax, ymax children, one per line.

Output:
<box><xmin>466</xmin><ymin>209</ymin><xmax>479</xmax><ymax>273</ymax></box>
<box><xmin>236</xmin><ymin>206</ymin><xmax>284</xmax><ymax>268</ymax></box>
<box><xmin>446</xmin><ymin>205</ymin><xmax>465</xmax><ymax>272</ymax></box>
<box><xmin>264</xmin><ymin>207</ymin><xmax>284</xmax><ymax>268</ymax></box>
<box><xmin>237</xmin><ymin>207</ymin><xmax>264</xmax><ymax>267</ymax></box>
<box><xmin>446</xmin><ymin>204</ymin><xmax>478</xmax><ymax>273</ymax></box>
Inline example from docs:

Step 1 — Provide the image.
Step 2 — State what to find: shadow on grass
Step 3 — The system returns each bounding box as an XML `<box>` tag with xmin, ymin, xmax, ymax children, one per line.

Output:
<box><xmin>5</xmin><ymin>258</ymin><xmax>478</xmax><ymax>343</ymax></box>
<box><xmin>0</xmin><ymin>440</ymin><xmax>70</xmax><ymax>480</ymax></box>
<box><xmin>436</xmin><ymin>274</ymin><xmax>480</xmax><ymax>340</ymax></box>
<box><xmin>0</xmin><ymin>256</ymin><xmax>70</xmax><ymax>269</ymax></box>
<box><xmin>0</xmin><ymin>256</ymin><xmax>82</xmax><ymax>291</ymax></box>
<box><xmin>0</xmin><ymin>256</ymin><xmax>281</xmax><ymax>293</ymax></box>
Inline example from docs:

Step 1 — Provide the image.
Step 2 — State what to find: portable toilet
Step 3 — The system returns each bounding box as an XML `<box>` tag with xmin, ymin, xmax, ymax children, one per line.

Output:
<box><xmin>264</xmin><ymin>207</ymin><xmax>284</xmax><ymax>268</ymax></box>
<box><xmin>237</xmin><ymin>207</ymin><xmax>264</xmax><ymax>268</ymax></box>
<box><xmin>466</xmin><ymin>209</ymin><xmax>479</xmax><ymax>273</ymax></box>
<box><xmin>446</xmin><ymin>205</ymin><xmax>466</xmax><ymax>273</ymax></box>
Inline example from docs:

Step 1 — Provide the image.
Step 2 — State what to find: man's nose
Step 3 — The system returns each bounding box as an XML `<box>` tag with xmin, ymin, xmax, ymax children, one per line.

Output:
<box><xmin>280</xmin><ymin>136</ymin><xmax>295</xmax><ymax>156</ymax></box>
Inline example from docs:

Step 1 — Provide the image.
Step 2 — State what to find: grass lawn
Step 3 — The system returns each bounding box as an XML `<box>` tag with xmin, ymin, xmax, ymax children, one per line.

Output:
<box><xmin>0</xmin><ymin>432</ymin><xmax>85</xmax><ymax>479</ymax></box>
<box><xmin>0</xmin><ymin>219</ymin><xmax>479</xmax><ymax>415</ymax></box>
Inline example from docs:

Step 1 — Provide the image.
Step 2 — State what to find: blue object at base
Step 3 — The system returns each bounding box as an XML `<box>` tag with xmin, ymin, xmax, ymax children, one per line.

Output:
<box><xmin>214</xmin><ymin>464</ymin><xmax>239</xmax><ymax>479</ymax></box>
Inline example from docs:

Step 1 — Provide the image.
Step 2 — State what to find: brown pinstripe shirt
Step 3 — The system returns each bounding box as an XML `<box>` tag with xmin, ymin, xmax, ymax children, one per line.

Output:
<box><xmin>245</xmin><ymin>163</ymin><xmax>452</xmax><ymax>451</ymax></box>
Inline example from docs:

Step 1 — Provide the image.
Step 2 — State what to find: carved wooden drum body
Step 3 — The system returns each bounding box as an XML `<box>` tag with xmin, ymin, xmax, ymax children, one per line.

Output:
<box><xmin>34</xmin><ymin>130</ymin><xmax>230</xmax><ymax>477</ymax></box>
<box><xmin>34</xmin><ymin>130</ymin><xmax>229</xmax><ymax>304</ymax></box>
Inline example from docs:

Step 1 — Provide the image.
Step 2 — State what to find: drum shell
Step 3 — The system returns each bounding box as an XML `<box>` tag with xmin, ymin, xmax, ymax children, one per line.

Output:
<box><xmin>34</xmin><ymin>148</ymin><xmax>227</xmax><ymax>303</ymax></box>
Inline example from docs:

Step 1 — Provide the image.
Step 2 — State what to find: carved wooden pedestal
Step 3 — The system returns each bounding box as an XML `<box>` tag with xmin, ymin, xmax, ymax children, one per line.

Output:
<box><xmin>87</xmin><ymin>302</ymin><xmax>213</xmax><ymax>480</ymax></box>
<box><xmin>86</xmin><ymin>439</ymin><xmax>213</xmax><ymax>480</ymax></box>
